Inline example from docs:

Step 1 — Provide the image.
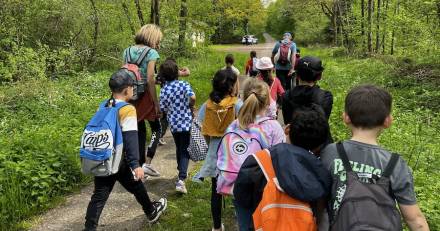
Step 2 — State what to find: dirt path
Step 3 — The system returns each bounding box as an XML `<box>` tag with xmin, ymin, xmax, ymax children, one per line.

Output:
<box><xmin>31</xmin><ymin>131</ymin><xmax>191</xmax><ymax>231</ymax></box>
<box><xmin>30</xmin><ymin>33</ymin><xmax>279</xmax><ymax>231</ymax></box>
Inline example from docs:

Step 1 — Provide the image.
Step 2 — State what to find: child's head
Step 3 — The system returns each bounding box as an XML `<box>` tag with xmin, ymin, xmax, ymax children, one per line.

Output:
<box><xmin>109</xmin><ymin>70</ymin><xmax>134</xmax><ymax>100</ymax></box>
<box><xmin>344</xmin><ymin>85</ymin><xmax>393</xmax><ymax>129</ymax></box>
<box><xmin>296</xmin><ymin>56</ymin><xmax>324</xmax><ymax>82</ymax></box>
<box><xmin>256</xmin><ymin>57</ymin><xmax>274</xmax><ymax>86</ymax></box>
<box><xmin>158</xmin><ymin>59</ymin><xmax>179</xmax><ymax>82</ymax></box>
<box><xmin>209</xmin><ymin>69</ymin><xmax>238</xmax><ymax>103</ymax></box>
<box><xmin>238</xmin><ymin>79</ymin><xmax>271</xmax><ymax>129</ymax></box>
<box><xmin>225</xmin><ymin>54</ymin><xmax>235</xmax><ymax>65</ymax></box>
<box><xmin>250</xmin><ymin>51</ymin><xmax>257</xmax><ymax>58</ymax></box>
<box><xmin>287</xmin><ymin>105</ymin><xmax>329</xmax><ymax>152</ymax></box>
<box><xmin>134</xmin><ymin>24</ymin><xmax>163</xmax><ymax>49</ymax></box>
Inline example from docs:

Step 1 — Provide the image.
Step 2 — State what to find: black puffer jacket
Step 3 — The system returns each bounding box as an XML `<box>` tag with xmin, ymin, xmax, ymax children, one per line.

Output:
<box><xmin>233</xmin><ymin>143</ymin><xmax>332</xmax><ymax>213</ymax></box>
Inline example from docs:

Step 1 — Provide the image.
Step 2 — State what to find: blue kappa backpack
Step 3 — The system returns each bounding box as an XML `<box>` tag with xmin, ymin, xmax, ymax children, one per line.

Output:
<box><xmin>80</xmin><ymin>99</ymin><xmax>128</xmax><ymax>176</ymax></box>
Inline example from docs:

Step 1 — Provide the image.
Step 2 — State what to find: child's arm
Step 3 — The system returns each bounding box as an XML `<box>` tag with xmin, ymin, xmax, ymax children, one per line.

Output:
<box><xmin>399</xmin><ymin>204</ymin><xmax>429</xmax><ymax>231</ymax></box>
<box><xmin>179</xmin><ymin>67</ymin><xmax>190</xmax><ymax>77</ymax></box>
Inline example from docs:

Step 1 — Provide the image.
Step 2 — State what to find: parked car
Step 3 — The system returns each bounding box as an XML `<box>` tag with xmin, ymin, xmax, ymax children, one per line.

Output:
<box><xmin>242</xmin><ymin>35</ymin><xmax>258</xmax><ymax>45</ymax></box>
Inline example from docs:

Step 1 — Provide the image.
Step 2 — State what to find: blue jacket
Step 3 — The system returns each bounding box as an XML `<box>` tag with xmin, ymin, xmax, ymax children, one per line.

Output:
<box><xmin>233</xmin><ymin>143</ymin><xmax>332</xmax><ymax>212</ymax></box>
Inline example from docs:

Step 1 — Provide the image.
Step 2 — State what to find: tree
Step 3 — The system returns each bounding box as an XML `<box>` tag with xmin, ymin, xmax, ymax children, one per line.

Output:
<box><xmin>178</xmin><ymin>0</ymin><xmax>188</xmax><ymax>52</ymax></box>
<box><xmin>150</xmin><ymin>0</ymin><xmax>160</xmax><ymax>25</ymax></box>
<box><xmin>134</xmin><ymin>0</ymin><xmax>145</xmax><ymax>26</ymax></box>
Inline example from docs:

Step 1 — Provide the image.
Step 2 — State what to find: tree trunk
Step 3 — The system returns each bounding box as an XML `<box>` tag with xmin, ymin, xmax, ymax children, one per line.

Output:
<box><xmin>150</xmin><ymin>0</ymin><xmax>160</xmax><ymax>25</ymax></box>
<box><xmin>178</xmin><ymin>0</ymin><xmax>188</xmax><ymax>53</ymax></box>
<box><xmin>367</xmin><ymin>0</ymin><xmax>373</xmax><ymax>53</ymax></box>
<box><xmin>382</xmin><ymin>0</ymin><xmax>390</xmax><ymax>54</ymax></box>
<box><xmin>134</xmin><ymin>0</ymin><xmax>145</xmax><ymax>26</ymax></box>
<box><xmin>375</xmin><ymin>0</ymin><xmax>381</xmax><ymax>52</ymax></box>
<box><xmin>391</xmin><ymin>0</ymin><xmax>400</xmax><ymax>55</ymax></box>
<box><xmin>122</xmin><ymin>2</ymin><xmax>136</xmax><ymax>35</ymax></box>
<box><xmin>361</xmin><ymin>0</ymin><xmax>365</xmax><ymax>50</ymax></box>
<box><xmin>89</xmin><ymin>0</ymin><xmax>99</xmax><ymax>64</ymax></box>
<box><xmin>436</xmin><ymin>0</ymin><xmax>440</xmax><ymax>23</ymax></box>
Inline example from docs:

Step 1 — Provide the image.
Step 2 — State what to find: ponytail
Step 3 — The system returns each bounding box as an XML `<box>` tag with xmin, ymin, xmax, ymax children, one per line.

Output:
<box><xmin>238</xmin><ymin>79</ymin><xmax>270</xmax><ymax>129</ymax></box>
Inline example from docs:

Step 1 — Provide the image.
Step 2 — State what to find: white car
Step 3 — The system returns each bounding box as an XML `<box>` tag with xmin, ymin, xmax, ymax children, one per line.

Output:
<box><xmin>242</xmin><ymin>35</ymin><xmax>258</xmax><ymax>45</ymax></box>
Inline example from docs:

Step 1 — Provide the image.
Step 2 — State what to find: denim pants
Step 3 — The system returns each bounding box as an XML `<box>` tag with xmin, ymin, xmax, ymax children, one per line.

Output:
<box><xmin>171</xmin><ymin>131</ymin><xmax>191</xmax><ymax>180</ymax></box>
<box><xmin>84</xmin><ymin>165</ymin><xmax>154</xmax><ymax>231</ymax></box>
<box><xmin>233</xmin><ymin>200</ymin><xmax>255</xmax><ymax>231</ymax></box>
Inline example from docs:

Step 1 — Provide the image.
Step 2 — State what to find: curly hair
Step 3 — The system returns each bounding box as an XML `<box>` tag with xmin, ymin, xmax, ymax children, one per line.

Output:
<box><xmin>289</xmin><ymin>105</ymin><xmax>329</xmax><ymax>151</ymax></box>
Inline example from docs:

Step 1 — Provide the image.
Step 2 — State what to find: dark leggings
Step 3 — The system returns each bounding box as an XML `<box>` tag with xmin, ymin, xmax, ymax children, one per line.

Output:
<box><xmin>138</xmin><ymin>119</ymin><xmax>161</xmax><ymax>165</ymax></box>
<box><xmin>84</xmin><ymin>165</ymin><xmax>154</xmax><ymax>231</ymax></box>
<box><xmin>160</xmin><ymin>113</ymin><xmax>169</xmax><ymax>138</ymax></box>
<box><xmin>211</xmin><ymin>177</ymin><xmax>222</xmax><ymax>229</ymax></box>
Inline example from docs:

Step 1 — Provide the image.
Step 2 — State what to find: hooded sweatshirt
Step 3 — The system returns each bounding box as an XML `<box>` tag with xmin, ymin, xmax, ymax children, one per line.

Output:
<box><xmin>233</xmin><ymin>143</ymin><xmax>332</xmax><ymax>213</ymax></box>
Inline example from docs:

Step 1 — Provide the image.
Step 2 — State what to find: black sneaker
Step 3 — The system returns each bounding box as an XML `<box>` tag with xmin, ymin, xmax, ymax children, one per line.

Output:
<box><xmin>147</xmin><ymin>198</ymin><xmax>167</xmax><ymax>223</ymax></box>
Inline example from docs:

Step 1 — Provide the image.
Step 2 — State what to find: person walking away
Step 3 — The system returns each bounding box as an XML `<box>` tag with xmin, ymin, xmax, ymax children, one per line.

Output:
<box><xmin>319</xmin><ymin>85</ymin><xmax>429</xmax><ymax>231</ymax></box>
<box><xmin>222</xmin><ymin>54</ymin><xmax>240</xmax><ymax>76</ymax></box>
<box><xmin>254</xmin><ymin>57</ymin><xmax>284</xmax><ymax>119</ymax></box>
<box><xmin>156</xmin><ymin>57</ymin><xmax>191</xmax><ymax>146</ymax></box>
<box><xmin>196</xmin><ymin>69</ymin><xmax>242</xmax><ymax>231</ymax></box>
<box><xmin>159</xmin><ymin>59</ymin><xmax>196</xmax><ymax>194</ymax></box>
<box><xmin>271</xmin><ymin>32</ymin><xmax>297</xmax><ymax>91</ymax></box>
<box><xmin>234</xmin><ymin>105</ymin><xmax>332</xmax><ymax>230</ymax></box>
<box><xmin>82</xmin><ymin>70</ymin><xmax>167</xmax><ymax>231</ymax></box>
<box><xmin>216</xmin><ymin>79</ymin><xmax>285</xmax><ymax>231</ymax></box>
<box><xmin>123</xmin><ymin>24</ymin><xmax>163</xmax><ymax>177</ymax></box>
<box><xmin>245</xmin><ymin>51</ymin><xmax>259</xmax><ymax>77</ymax></box>
<box><xmin>282</xmin><ymin>56</ymin><xmax>333</xmax><ymax>144</ymax></box>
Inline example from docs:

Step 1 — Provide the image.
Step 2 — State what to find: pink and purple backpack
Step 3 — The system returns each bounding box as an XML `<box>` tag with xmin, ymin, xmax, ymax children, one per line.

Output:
<box><xmin>216</xmin><ymin>117</ymin><xmax>272</xmax><ymax>195</ymax></box>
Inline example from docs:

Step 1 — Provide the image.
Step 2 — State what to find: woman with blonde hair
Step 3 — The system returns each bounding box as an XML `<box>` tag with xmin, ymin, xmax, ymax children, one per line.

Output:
<box><xmin>123</xmin><ymin>24</ymin><xmax>164</xmax><ymax>177</ymax></box>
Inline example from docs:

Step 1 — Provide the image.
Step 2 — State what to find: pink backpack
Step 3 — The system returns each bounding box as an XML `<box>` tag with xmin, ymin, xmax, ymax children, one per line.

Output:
<box><xmin>121</xmin><ymin>46</ymin><xmax>151</xmax><ymax>101</ymax></box>
<box><xmin>216</xmin><ymin>117</ymin><xmax>272</xmax><ymax>195</ymax></box>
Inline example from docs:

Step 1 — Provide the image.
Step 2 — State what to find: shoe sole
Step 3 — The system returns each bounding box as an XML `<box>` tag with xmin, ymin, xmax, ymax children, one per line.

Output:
<box><xmin>148</xmin><ymin>199</ymin><xmax>168</xmax><ymax>224</ymax></box>
<box><xmin>175</xmin><ymin>187</ymin><xmax>187</xmax><ymax>194</ymax></box>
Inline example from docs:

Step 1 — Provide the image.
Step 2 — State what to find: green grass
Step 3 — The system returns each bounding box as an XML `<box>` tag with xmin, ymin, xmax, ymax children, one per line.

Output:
<box><xmin>1</xmin><ymin>46</ymin><xmax>438</xmax><ymax>230</ymax></box>
<box><xmin>150</xmin><ymin>46</ymin><xmax>440</xmax><ymax>230</ymax></box>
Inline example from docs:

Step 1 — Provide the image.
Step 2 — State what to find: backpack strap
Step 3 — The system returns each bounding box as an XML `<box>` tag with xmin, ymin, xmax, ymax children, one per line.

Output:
<box><xmin>382</xmin><ymin>153</ymin><xmax>399</xmax><ymax>178</ymax></box>
<box><xmin>253</xmin><ymin>150</ymin><xmax>275</xmax><ymax>181</ymax></box>
<box><xmin>253</xmin><ymin>150</ymin><xmax>285</xmax><ymax>192</ymax></box>
<box><xmin>135</xmin><ymin>47</ymin><xmax>151</xmax><ymax>66</ymax></box>
<box><xmin>336</xmin><ymin>142</ymin><xmax>353</xmax><ymax>172</ymax></box>
<box><xmin>125</xmin><ymin>47</ymin><xmax>132</xmax><ymax>63</ymax></box>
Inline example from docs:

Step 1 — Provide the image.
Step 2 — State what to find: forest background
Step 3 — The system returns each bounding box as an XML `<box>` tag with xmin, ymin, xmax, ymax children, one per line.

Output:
<box><xmin>0</xmin><ymin>0</ymin><xmax>439</xmax><ymax>230</ymax></box>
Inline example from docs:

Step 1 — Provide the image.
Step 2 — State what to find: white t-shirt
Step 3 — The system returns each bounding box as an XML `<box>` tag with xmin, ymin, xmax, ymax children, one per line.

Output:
<box><xmin>222</xmin><ymin>65</ymin><xmax>240</xmax><ymax>76</ymax></box>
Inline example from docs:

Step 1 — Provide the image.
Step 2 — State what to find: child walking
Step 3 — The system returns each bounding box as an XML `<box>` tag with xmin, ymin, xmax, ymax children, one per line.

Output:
<box><xmin>159</xmin><ymin>59</ymin><xmax>196</xmax><ymax>194</ymax></box>
<box><xmin>83</xmin><ymin>70</ymin><xmax>167</xmax><ymax>231</ymax></box>
<box><xmin>219</xmin><ymin>79</ymin><xmax>285</xmax><ymax>231</ymax></box>
<box><xmin>197</xmin><ymin>69</ymin><xmax>241</xmax><ymax>231</ymax></box>
<box><xmin>255</xmin><ymin>57</ymin><xmax>285</xmax><ymax>102</ymax></box>
<box><xmin>234</xmin><ymin>105</ymin><xmax>332</xmax><ymax>230</ymax></box>
<box><xmin>319</xmin><ymin>85</ymin><xmax>429</xmax><ymax>231</ymax></box>
<box><xmin>222</xmin><ymin>54</ymin><xmax>240</xmax><ymax>76</ymax></box>
<box><xmin>245</xmin><ymin>51</ymin><xmax>258</xmax><ymax>77</ymax></box>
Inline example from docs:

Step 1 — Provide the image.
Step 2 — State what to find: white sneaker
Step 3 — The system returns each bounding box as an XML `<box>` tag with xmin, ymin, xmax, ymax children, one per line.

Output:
<box><xmin>175</xmin><ymin>180</ymin><xmax>187</xmax><ymax>194</ymax></box>
<box><xmin>212</xmin><ymin>224</ymin><xmax>225</xmax><ymax>231</ymax></box>
<box><xmin>142</xmin><ymin>163</ymin><xmax>161</xmax><ymax>177</ymax></box>
<box><xmin>158</xmin><ymin>138</ymin><xmax>167</xmax><ymax>145</ymax></box>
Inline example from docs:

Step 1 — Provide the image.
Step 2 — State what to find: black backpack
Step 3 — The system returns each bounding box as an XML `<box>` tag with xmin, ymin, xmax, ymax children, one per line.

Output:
<box><xmin>331</xmin><ymin>142</ymin><xmax>402</xmax><ymax>231</ymax></box>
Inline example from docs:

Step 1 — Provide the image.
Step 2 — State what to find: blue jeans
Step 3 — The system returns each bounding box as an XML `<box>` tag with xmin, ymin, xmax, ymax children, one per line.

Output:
<box><xmin>233</xmin><ymin>200</ymin><xmax>254</xmax><ymax>231</ymax></box>
<box><xmin>171</xmin><ymin>131</ymin><xmax>191</xmax><ymax>180</ymax></box>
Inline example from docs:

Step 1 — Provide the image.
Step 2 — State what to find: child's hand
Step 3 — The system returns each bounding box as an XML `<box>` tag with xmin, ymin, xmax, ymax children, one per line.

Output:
<box><xmin>133</xmin><ymin>167</ymin><xmax>144</xmax><ymax>181</ymax></box>
<box><xmin>179</xmin><ymin>67</ymin><xmax>190</xmax><ymax>77</ymax></box>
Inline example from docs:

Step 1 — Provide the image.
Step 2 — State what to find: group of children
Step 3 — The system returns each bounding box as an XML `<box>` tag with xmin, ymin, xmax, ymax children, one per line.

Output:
<box><xmin>82</xmin><ymin>24</ymin><xmax>429</xmax><ymax>231</ymax></box>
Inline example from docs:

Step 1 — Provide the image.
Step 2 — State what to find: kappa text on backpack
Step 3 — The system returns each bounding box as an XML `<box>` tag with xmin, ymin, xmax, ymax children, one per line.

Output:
<box><xmin>80</xmin><ymin>100</ymin><xmax>128</xmax><ymax>176</ymax></box>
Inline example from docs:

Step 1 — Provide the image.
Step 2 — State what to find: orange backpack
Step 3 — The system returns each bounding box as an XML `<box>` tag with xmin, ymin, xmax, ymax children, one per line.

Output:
<box><xmin>252</xmin><ymin>150</ymin><xmax>317</xmax><ymax>231</ymax></box>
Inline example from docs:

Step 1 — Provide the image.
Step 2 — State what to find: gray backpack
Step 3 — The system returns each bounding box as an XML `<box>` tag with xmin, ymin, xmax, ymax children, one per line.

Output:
<box><xmin>331</xmin><ymin>142</ymin><xmax>402</xmax><ymax>231</ymax></box>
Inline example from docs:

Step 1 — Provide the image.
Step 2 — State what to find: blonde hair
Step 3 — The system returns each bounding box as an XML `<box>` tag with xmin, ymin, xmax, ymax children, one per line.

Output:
<box><xmin>134</xmin><ymin>24</ymin><xmax>163</xmax><ymax>48</ymax></box>
<box><xmin>238</xmin><ymin>79</ymin><xmax>271</xmax><ymax>129</ymax></box>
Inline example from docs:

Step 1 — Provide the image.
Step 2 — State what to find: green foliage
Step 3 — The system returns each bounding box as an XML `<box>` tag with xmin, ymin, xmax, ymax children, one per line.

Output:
<box><xmin>265</xmin><ymin>0</ymin><xmax>297</xmax><ymax>40</ymax></box>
